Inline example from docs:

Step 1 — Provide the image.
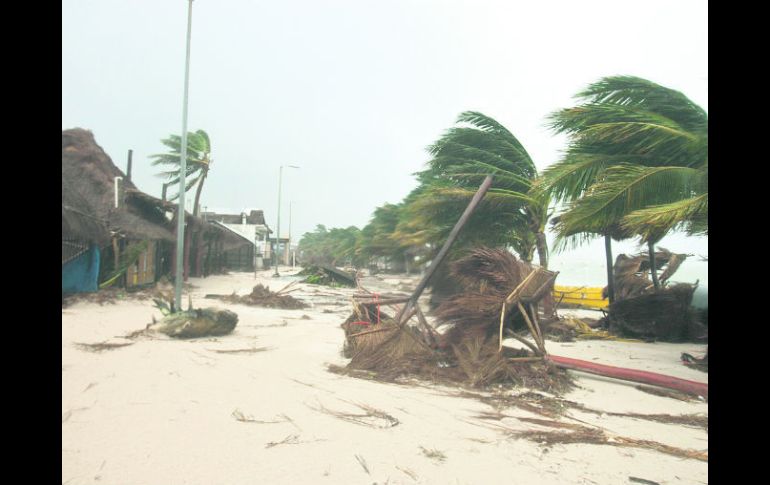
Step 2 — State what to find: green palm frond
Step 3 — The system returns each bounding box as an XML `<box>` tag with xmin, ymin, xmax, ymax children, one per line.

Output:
<box><xmin>534</xmin><ymin>153</ymin><xmax>618</xmax><ymax>203</ymax></box>
<box><xmin>575</xmin><ymin>76</ymin><xmax>707</xmax><ymax>131</ymax></box>
<box><xmin>621</xmin><ymin>193</ymin><xmax>708</xmax><ymax>242</ymax></box>
<box><xmin>151</xmin><ymin>129</ymin><xmax>212</xmax><ymax>203</ymax></box>
<box><xmin>456</xmin><ymin>111</ymin><xmax>514</xmax><ymax>137</ymax></box>
<box><xmin>555</xmin><ymin>164</ymin><xmax>704</xmax><ymax>238</ymax></box>
<box><xmin>552</xmin><ymin>230</ymin><xmax>604</xmax><ymax>253</ymax></box>
<box><xmin>428</xmin><ymin>128</ymin><xmax>537</xmax><ymax>176</ymax></box>
<box><xmin>166</xmin><ymin>173</ymin><xmax>203</xmax><ymax>201</ymax></box>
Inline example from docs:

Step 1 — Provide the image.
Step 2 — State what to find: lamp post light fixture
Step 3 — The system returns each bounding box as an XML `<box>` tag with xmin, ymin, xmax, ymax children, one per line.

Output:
<box><xmin>174</xmin><ymin>0</ymin><xmax>195</xmax><ymax>312</ymax></box>
<box><xmin>273</xmin><ymin>164</ymin><xmax>299</xmax><ymax>277</ymax></box>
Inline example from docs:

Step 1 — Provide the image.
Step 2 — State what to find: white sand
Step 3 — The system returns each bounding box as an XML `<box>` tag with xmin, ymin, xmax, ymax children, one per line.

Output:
<box><xmin>62</xmin><ymin>270</ymin><xmax>707</xmax><ymax>484</ymax></box>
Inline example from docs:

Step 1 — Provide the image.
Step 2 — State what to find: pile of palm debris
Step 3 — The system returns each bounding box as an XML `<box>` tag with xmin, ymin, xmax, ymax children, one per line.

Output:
<box><xmin>337</xmin><ymin>313</ymin><xmax>570</xmax><ymax>392</ymax></box>
<box><xmin>205</xmin><ymin>282</ymin><xmax>307</xmax><ymax>309</ymax></box>
<box><xmin>62</xmin><ymin>281</ymin><xmax>179</xmax><ymax>308</ymax></box>
<box><xmin>604</xmin><ymin>248</ymin><xmax>689</xmax><ymax>301</ymax></box>
<box><xmin>609</xmin><ymin>284</ymin><xmax>705</xmax><ymax>342</ymax></box>
<box><xmin>600</xmin><ymin>250</ymin><xmax>707</xmax><ymax>342</ymax></box>
<box><xmin>432</xmin><ymin>248</ymin><xmax>544</xmax><ymax>346</ymax></box>
<box><xmin>333</xmin><ymin>248</ymin><xmax>572</xmax><ymax>393</ymax></box>
<box><xmin>298</xmin><ymin>265</ymin><xmax>357</xmax><ymax>287</ymax></box>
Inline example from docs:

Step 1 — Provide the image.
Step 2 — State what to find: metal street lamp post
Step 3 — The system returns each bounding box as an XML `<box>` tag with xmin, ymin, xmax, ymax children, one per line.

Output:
<box><xmin>174</xmin><ymin>0</ymin><xmax>194</xmax><ymax>312</ymax></box>
<box><xmin>273</xmin><ymin>164</ymin><xmax>299</xmax><ymax>277</ymax></box>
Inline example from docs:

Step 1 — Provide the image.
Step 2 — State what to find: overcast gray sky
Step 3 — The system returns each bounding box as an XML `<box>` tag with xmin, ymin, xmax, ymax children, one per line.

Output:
<box><xmin>62</xmin><ymin>0</ymin><xmax>708</xmax><ymax>285</ymax></box>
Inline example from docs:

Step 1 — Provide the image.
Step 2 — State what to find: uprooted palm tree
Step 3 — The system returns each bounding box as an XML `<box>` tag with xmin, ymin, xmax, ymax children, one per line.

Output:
<box><xmin>400</xmin><ymin>111</ymin><xmax>551</xmax><ymax>268</ymax></box>
<box><xmin>150</xmin><ymin>129</ymin><xmax>212</xmax><ymax>217</ymax></box>
<box><xmin>537</xmin><ymin>76</ymin><xmax>707</xmax><ymax>296</ymax></box>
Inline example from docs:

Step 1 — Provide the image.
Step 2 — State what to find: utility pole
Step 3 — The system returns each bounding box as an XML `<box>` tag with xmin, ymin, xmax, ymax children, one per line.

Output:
<box><xmin>273</xmin><ymin>165</ymin><xmax>299</xmax><ymax>276</ymax></box>
<box><xmin>174</xmin><ymin>0</ymin><xmax>194</xmax><ymax>311</ymax></box>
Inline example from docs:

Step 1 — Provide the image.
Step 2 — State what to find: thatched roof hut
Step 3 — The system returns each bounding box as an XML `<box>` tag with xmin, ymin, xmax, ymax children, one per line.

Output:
<box><xmin>62</xmin><ymin>128</ymin><xmax>175</xmax><ymax>242</ymax></box>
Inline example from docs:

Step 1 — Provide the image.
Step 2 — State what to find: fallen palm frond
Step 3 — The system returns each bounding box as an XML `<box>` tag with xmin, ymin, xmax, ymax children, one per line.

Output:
<box><xmin>419</xmin><ymin>446</ymin><xmax>447</xmax><ymax>463</ymax></box>
<box><xmin>62</xmin><ymin>407</ymin><xmax>90</xmax><ymax>423</ymax></box>
<box><xmin>309</xmin><ymin>400</ymin><xmax>399</xmax><ymax>429</ymax></box>
<box><xmin>74</xmin><ymin>341</ymin><xmax>134</xmax><ymax>352</ymax></box>
<box><xmin>507</xmin><ymin>424</ymin><xmax>707</xmax><ymax>462</ymax></box>
<box><xmin>205</xmin><ymin>283</ymin><xmax>307</xmax><ymax>309</ymax></box>
<box><xmin>354</xmin><ymin>454</ymin><xmax>370</xmax><ymax>475</ymax></box>
<box><xmin>299</xmin><ymin>265</ymin><xmax>357</xmax><ymax>287</ymax></box>
<box><xmin>265</xmin><ymin>434</ymin><xmax>300</xmax><ymax>448</ymax></box>
<box><xmin>629</xmin><ymin>478</ymin><xmax>661</xmax><ymax>485</ymax></box>
<box><xmin>516</xmin><ymin>417</ymin><xmax>587</xmax><ymax>430</ymax></box>
<box><xmin>208</xmin><ymin>346</ymin><xmax>272</xmax><ymax>354</ymax></box>
<box><xmin>612</xmin><ymin>412</ymin><xmax>708</xmax><ymax>430</ymax></box>
<box><xmin>456</xmin><ymin>388</ymin><xmax>708</xmax><ymax>431</ymax></box>
<box><xmin>232</xmin><ymin>409</ymin><xmax>287</xmax><ymax>424</ymax></box>
<box><xmin>396</xmin><ymin>466</ymin><xmax>418</xmax><ymax>481</ymax></box>
<box><xmin>475</xmin><ymin>410</ymin><xmax>508</xmax><ymax>421</ymax></box>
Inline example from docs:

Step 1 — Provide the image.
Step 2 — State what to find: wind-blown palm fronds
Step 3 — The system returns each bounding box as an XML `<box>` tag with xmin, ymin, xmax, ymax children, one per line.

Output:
<box><xmin>538</xmin><ymin>76</ymin><xmax>707</xmax><ymax>245</ymax></box>
<box><xmin>402</xmin><ymin>111</ymin><xmax>549</xmax><ymax>266</ymax></box>
<box><xmin>555</xmin><ymin>164</ymin><xmax>706</xmax><ymax>241</ymax></box>
<box><xmin>150</xmin><ymin>129</ymin><xmax>212</xmax><ymax>216</ymax></box>
<box><xmin>621</xmin><ymin>193</ymin><xmax>708</xmax><ymax>241</ymax></box>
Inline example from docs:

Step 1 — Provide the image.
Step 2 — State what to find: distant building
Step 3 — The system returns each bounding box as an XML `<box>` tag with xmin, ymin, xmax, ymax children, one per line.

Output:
<box><xmin>202</xmin><ymin>210</ymin><xmax>273</xmax><ymax>270</ymax></box>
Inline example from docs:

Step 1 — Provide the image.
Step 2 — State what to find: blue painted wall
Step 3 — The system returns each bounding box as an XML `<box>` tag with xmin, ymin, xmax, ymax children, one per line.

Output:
<box><xmin>62</xmin><ymin>246</ymin><xmax>101</xmax><ymax>294</ymax></box>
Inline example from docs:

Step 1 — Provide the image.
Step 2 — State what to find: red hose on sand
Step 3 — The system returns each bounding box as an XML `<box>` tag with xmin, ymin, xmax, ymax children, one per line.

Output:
<box><xmin>547</xmin><ymin>355</ymin><xmax>708</xmax><ymax>399</ymax></box>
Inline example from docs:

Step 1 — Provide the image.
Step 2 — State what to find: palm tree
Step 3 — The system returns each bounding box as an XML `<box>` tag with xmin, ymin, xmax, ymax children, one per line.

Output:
<box><xmin>298</xmin><ymin>225</ymin><xmax>364</xmax><ymax>268</ymax></box>
<box><xmin>150</xmin><ymin>129</ymin><xmax>212</xmax><ymax>217</ymax></box>
<box><xmin>538</xmin><ymin>76</ymin><xmax>707</xmax><ymax>295</ymax></box>
<box><xmin>404</xmin><ymin>111</ymin><xmax>551</xmax><ymax>268</ymax></box>
<box><xmin>357</xmin><ymin>203</ymin><xmax>414</xmax><ymax>271</ymax></box>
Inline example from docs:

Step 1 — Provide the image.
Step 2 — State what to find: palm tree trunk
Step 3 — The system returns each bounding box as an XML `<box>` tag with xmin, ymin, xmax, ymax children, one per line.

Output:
<box><xmin>204</xmin><ymin>237</ymin><xmax>213</xmax><ymax>277</ymax></box>
<box><xmin>534</xmin><ymin>231</ymin><xmax>554</xmax><ymax>316</ymax></box>
<box><xmin>193</xmin><ymin>232</ymin><xmax>205</xmax><ymax>277</ymax></box>
<box><xmin>192</xmin><ymin>168</ymin><xmax>208</xmax><ymax>217</ymax></box>
<box><xmin>648</xmin><ymin>240</ymin><xmax>660</xmax><ymax>290</ymax></box>
<box><xmin>604</xmin><ymin>234</ymin><xmax>615</xmax><ymax>304</ymax></box>
<box><xmin>535</xmin><ymin>231</ymin><xmax>548</xmax><ymax>269</ymax></box>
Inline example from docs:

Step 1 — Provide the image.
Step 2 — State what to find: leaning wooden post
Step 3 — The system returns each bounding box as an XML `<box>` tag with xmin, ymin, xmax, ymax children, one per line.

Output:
<box><xmin>396</xmin><ymin>175</ymin><xmax>494</xmax><ymax>325</ymax></box>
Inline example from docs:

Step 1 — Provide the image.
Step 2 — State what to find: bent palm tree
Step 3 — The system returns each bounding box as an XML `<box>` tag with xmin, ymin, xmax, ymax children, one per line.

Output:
<box><xmin>538</xmin><ymin>76</ymin><xmax>707</xmax><ymax>294</ymax></box>
<box><xmin>150</xmin><ymin>129</ymin><xmax>212</xmax><ymax>217</ymax></box>
<box><xmin>408</xmin><ymin>111</ymin><xmax>550</xmax><ymax>267</ymax></box>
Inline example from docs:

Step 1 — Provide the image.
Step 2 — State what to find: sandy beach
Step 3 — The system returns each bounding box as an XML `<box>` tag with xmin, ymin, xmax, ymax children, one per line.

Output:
<box><xmin>62</xmin><ymin>269</ymin><xmax>707</xmax><ymax>485</ymax></box>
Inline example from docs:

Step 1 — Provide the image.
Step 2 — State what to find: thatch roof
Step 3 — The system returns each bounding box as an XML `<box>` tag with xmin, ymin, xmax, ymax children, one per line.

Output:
<box><xmin>62</xmin><ymin>183</ymin><xmax>110</xmax><ymax>244</ymax></box>
<box><xmin>62</xmin><ymin>128</ymin><xmax>175</xmax><ymax>242</ymax></box>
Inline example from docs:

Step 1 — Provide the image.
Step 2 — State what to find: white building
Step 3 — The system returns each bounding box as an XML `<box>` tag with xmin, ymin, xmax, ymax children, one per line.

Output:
<box><xmin>202</xmin><ymin>210</ymin><xmax>273</xmax><ymax>269</ymax></box>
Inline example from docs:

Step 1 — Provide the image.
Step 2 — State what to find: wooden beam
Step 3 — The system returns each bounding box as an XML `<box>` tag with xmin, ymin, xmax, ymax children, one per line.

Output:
<box><xmin>396</xmin><ymin>175</ymin><xmax>494</xmax><ymax>324</ymax></box>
